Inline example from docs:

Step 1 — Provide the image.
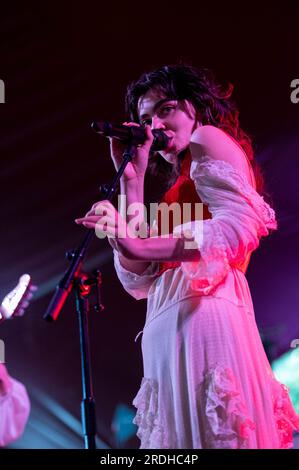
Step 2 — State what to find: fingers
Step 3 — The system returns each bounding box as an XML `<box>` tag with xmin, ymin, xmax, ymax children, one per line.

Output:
<box><xmin>145</xmin><ymin>124</ymin><xmax>154</xmax><ymax>140</ymax></box>
<box><xmin>137</xmin><ymin>124</ymin><xmax>154</xmax><ymax>148</ymax></box>
<box><xmin>75</xmin><ymin>213</ymin><xmax>118</xmax><ymax>231</ymax></box>
<box><xmin>77</xmin><ymin>219</ymin><xmax>117</xmax><ymax>239</ymax></box>
<box><xmin>109</xmin><ymin>123</ymin><xmax>140</xmax><ymax>151</ymax></box>
<box><xmin>124</xmin><ymin>122</ymin><xmax>153</xmax><ymax>146</ymax></box>
<box><xmin>91</xmin><ymin>199</ymin><xmax>112</xmax><ymax>210</ymax></box>
<box><xmin>76</xmin><ymin>217</ymin><xmax>120</xmax><ymax>232</ymax></box>
<box><xmin>75</xmin><ymin>216</ymin><xmax>98</xmax><ymax>224</ymax></box>
<box><xmin>75</xmin><ymin>200</ymin><xmax>128</xmax><ymax>239</ymax></box>
<box><xmin>75</xmin><ymin>211</ymin><xmax>128</xmax><ymax>239</ymax></box>
<box><xmin>80</xmin><ymin>200</ymin><xmax>115</xmax><ymax>218</ymax></box>
<box><xmin>94</xmin><ymin>200</ymin><xmax>115</xmax><ymax>215</ymax></box>
<box><xmin>122</xmin><ymin>121</ymin><xmax>140</xmax><ymax>127</ymax></box>
<box><xmin>76</xmin><ymin>206</ymin><xmax>116</xmax><ymax>224</ymax></box>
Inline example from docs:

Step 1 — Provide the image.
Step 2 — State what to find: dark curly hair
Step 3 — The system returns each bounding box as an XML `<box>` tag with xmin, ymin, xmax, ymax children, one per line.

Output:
<box><xmin>125</xmin><ymin>64</ymin><xmax>265</xmax><ymax>195</ymax></box>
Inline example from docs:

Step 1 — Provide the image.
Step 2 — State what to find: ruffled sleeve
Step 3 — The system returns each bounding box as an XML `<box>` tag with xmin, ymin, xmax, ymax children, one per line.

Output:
<box><xmin>173</xmin><ymin>155</ymin><xmax>277</xmax><ymax>295</ymax></box>
<box><xmin>113</xmin><ymin>249</ymin><xmax>160</xmax><ymax>300</ymax></box>
<box><xmin>0</xmin><ymin>367</ymin><xmax>30</xmax><ymax>447</ymax></box>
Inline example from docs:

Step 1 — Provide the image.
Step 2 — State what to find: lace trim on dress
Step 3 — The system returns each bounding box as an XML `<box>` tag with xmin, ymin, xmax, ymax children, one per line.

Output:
<box><xmin>178</xmin><ymin>157</ymin><xmax>277</xmax><ymax>295</ymax></box>
<box><xmin>271</xmin><ymin>378</ymin><xmax>299</xmax><ymax>449</ymax></box>
<box><xmin>132</xmin><ymin>378</ymin><xmax>176</xmax><ymax>449</ymax></box>
<box><xmin>132</xmin><ymin>369</ymin><xmax>299</xmax><ymax>449</ymax></box>
<box><xmin>113</xmin><ymin>249</ymin><xmax>160</xmax><ymax>283</ymax></box>
<box><xmin>199</xmin><ymin>365</ymin><xmax>256</xmax><ymax>449</ymax></box>
<box><xmin>190</xmin><ymin>156</ymin><xmax>277</xmax><ymax>231</ymax></box>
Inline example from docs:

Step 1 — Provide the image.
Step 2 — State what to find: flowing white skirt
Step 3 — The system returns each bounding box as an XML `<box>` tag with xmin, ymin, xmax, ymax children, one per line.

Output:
<box><xmin>133</xmin><ymin>288</ymin><xmax>299</xmax><ymax>449</ymax></box>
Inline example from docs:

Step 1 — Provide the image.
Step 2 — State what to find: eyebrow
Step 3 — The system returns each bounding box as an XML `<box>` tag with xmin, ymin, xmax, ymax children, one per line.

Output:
<box><xmin>138</xmin><ymin>98</ymin><xmax>173</xmax><ymax>121</ymax></box>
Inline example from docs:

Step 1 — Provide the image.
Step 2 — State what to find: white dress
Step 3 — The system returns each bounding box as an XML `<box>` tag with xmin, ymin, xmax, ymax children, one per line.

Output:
<box><xmin>113</xmin><ymin>154</ymin><xmax>299</xmax><ymax>449</ymax></box>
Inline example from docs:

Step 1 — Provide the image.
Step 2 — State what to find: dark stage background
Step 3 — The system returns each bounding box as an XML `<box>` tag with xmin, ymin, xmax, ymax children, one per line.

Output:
<box><xmin>0</xmin><ymin>2</ymin><xmax>298</xmax><ymax>448</ymax></box>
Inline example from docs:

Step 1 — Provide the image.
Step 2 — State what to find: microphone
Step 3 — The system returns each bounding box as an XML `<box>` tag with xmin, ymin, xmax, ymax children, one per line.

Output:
<box><xmin>91</xmin><ymin>121</ymin><xmax>170</xmax><ymax>151</ymax></box>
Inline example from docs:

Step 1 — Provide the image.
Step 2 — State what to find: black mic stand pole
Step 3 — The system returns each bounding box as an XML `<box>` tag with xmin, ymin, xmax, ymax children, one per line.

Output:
<box><xmin>43</xmin><ymin>142</ymin><xmax>137</xmax><ymax>449</ymax></box>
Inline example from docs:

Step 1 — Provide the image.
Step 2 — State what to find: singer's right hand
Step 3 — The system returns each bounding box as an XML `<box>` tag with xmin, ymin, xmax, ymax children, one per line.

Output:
<box><xmin>109</xmin><ymin>123</ymin><xmax>153</xmax><ymax>182</ymax></box>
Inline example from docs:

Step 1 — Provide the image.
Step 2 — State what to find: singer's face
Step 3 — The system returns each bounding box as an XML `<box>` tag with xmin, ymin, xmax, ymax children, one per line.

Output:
<box><xmin>137</xmin><ymin>88</ymin><xmax>201</xmax><ymax>164</ymax></box>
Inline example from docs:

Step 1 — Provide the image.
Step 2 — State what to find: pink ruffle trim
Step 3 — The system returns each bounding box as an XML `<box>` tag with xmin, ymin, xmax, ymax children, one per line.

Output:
<box><xmin>132</xmin><ymin>368</ymin><xmax>299</xmax><ymax>449</ymax></box>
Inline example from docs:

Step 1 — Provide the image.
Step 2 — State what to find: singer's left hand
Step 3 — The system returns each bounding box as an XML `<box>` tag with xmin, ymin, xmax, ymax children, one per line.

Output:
<box><xmin>75</xmin><ymin>200</ymin><xmax>201</xmax><ymax>263</ymax></box>
<box><xmin>75</xmin><ymin>200</ymin><xmax>142</xmax><ymax>259</ymax></box>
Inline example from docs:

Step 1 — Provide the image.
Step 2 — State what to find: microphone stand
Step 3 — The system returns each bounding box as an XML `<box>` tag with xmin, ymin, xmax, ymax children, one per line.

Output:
<box><xmin>43</xmin><ymin>142</ymin><xmax>137</xmax><ymax>449</ymax></box>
